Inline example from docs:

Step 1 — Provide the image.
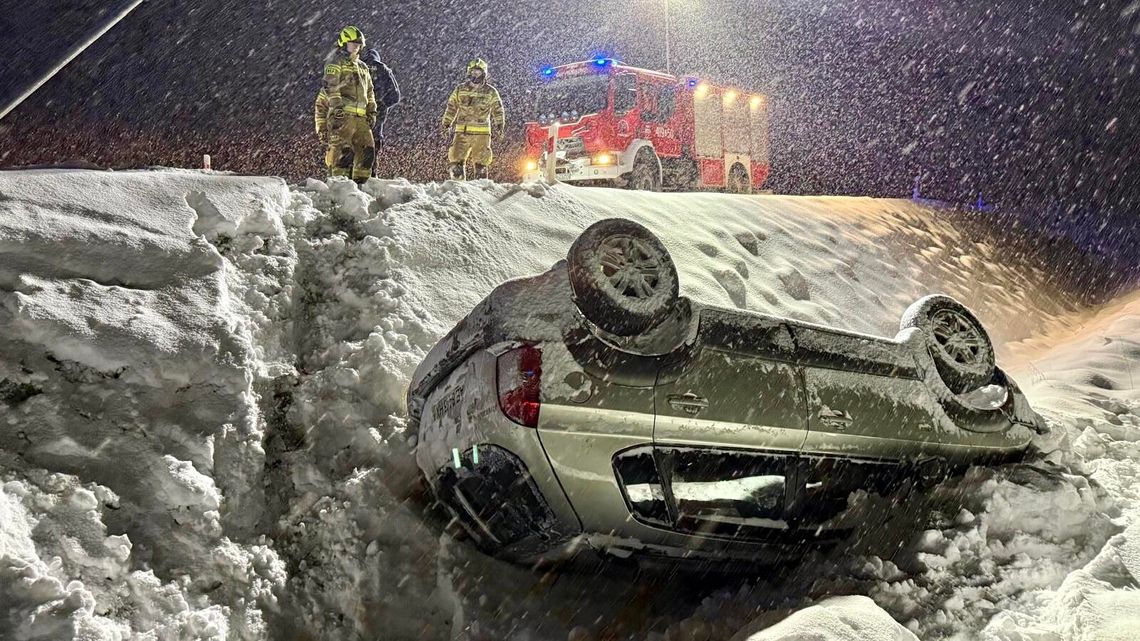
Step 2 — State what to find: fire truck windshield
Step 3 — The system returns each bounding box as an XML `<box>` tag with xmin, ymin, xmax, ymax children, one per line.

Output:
<box><xmin>535</xmin><ymin>75</ymin><xmax>611</xmax><ymax>119</ymax></box>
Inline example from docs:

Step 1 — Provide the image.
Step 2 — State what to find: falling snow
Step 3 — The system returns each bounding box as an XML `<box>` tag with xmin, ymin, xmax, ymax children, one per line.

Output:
<box><xmin>0</xmin><ymin>1</ymin><xmax>1137</xmax><ymax>638</ymax></box>
<box><xmin>0</xmin><ymin>169</ymin><xmax>1138</xmax><ymax>640</ymax></box>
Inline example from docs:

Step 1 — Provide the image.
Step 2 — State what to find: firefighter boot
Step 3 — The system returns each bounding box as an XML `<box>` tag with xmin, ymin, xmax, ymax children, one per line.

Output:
<box><xmin>449</xmin><ymin>163</ymin><xmax>465</xmax><ymax>180</ymax></box>
<box><xmin>473</xmin><ymin>164</ymin><xmax>489</xmax><ymax>180</ymax></box>
<box><xmin>353</xmin><ymin>144</ymin><xmax>375</xmax><ymax>185</ymax></box>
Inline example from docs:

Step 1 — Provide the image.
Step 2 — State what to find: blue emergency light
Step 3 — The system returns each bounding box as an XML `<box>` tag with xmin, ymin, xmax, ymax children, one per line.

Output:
<box><xmin>541</xmin><ymin>65</ymin><xmax>556</xmax><ymax>78</ymax></box>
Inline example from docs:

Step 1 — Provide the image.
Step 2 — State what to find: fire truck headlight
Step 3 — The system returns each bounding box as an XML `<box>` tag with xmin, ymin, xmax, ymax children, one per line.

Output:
<box><xmin>750</xmin><ymin>95</ymin><xmax>764</xmax><ymax>109</ymax></box>
<box><xmin>592</xmin><ymin>152</ymin><xmax>614</xmax><ymax>166</ymax></box>
<box><xmin>524</xmin><ymin>159</ymin><xmax>539</xmax><ymax>172</ymax></box>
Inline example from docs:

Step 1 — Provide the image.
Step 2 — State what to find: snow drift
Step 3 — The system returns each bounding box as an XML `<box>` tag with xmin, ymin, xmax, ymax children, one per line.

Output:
<box><xmin>0</xmin><ymin>168</ymin><xmax>1136</xmax><ymax>640</ymax></box>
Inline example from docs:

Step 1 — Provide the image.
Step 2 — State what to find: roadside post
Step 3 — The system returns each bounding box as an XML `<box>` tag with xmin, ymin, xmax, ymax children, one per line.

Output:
<box><xmin>544</xmin><ymin>121</ymin><xmax>560</xmax><ymax>184</ymax></box>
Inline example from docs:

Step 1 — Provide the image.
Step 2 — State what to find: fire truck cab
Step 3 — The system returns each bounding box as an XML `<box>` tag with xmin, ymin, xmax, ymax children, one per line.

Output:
<box><xmin>522</xmin><ymin>58</ymin><xmax>770</xmax><ymax>193</ymax></box>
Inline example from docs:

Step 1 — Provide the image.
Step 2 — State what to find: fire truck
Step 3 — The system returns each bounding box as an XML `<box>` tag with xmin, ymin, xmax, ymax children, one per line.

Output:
<box><xmin>521</xmin><ymin>58</ymin><xmax>770</xmax><ymax>192</ymax></box>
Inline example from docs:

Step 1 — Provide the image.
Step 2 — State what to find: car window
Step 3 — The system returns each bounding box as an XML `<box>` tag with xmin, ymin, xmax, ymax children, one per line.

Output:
<box><xmin>615</xmin><ymin>447</ymin><xmax>790</xmax><ymax>529</ymax></box>
<box><xmin>671</xmin><ymin>449</ymin><xmax>786</xmax><ymax>525</ymax></box>
<box><xmin>792</xmin><ymin>456</ymin><xmax>902</xmax><ymax>524</ymax></box>
<box><xmin>614</xmin><ymin>447</ymin><xmax>670</xmax><ymax>524</ymax></box>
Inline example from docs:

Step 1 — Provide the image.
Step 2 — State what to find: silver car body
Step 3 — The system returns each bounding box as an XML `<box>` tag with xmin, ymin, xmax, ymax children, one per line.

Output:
<box><xmin>409</xmin><ymin>264</ymin><xmax>1039</xmax><ymax>562</ymax></box>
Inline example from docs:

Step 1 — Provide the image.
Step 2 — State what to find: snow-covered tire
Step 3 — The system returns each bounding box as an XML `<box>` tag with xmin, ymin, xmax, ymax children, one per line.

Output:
<box><xmin>625</xmin><ymin>149</ymin><xmax>661</xmax><ymax>192</ymax></box>
<box><xmin>901</xmin><ymin>295</ymin><xmax>996</xmax><ymax>394</ymax></box>
<box><xmin>568</xmin><ymin>218</ymin><xmax>679</xmax><ymax>336</ymax></box>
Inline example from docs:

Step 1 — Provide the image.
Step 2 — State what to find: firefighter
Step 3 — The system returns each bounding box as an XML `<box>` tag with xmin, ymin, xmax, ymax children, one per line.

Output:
<box><xmin>441</xmin><ymin>59</ymin><xmax>505</xmax><ymax>180</ymax></box>
<box><xmin>314</xmin><ymin>26</ymin><xmax>377</xmax><ymax>184</ymax></box>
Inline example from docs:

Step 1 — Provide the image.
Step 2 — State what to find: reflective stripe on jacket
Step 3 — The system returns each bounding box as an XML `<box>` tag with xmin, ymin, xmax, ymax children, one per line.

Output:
<box><xmin>441</xmin><ymin>81</ymin><xmax>504</xmax><ymax>133</ymax></box>
<box><xmin>314</xmin><ymin>49</ymin><xmax>377</xmax><ymax>135</ymax></box>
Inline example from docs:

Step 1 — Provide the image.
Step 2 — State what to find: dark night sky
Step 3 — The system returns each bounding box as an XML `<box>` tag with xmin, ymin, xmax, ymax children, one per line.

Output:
<box><xmin>1</xmin><ymin>0</ymin><xmax>1137</xmax><ymax>218</ymax></box>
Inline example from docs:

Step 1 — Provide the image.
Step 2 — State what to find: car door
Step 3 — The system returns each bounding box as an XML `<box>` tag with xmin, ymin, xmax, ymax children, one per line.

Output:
<box><xmin>612</xmin><ymin>72</ymin><xmax>640</xmax><ymax>148</ymax></box>
<box><xmin>781</xmin><ymin>324</ymin><xmax>946</xmax><ymax>526</ymax></box>
<box><xmin>790</xmin><ymin>324</ymin><xmax>941</xmax><ymax>457</ymax></box>
<box><xmin>536</xmin><ymin>330</ymin><xmax>659</xmax><ymax>536</ymax></box>
<box><xmin>640</xmin><ymin>82</ymin><xmax>682</xmax><ymax>158</ymax></box>
<box><xmin>650</xmin><ymin>308</ymin><xmax>809</xmax><ymax>534</ymax></box>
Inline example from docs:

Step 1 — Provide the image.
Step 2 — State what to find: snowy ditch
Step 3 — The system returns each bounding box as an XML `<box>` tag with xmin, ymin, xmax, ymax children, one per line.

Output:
<box><xmin>0</xmin><ymin>168</ymin><xmax>1137</xmax><ymax>640</ymax></box>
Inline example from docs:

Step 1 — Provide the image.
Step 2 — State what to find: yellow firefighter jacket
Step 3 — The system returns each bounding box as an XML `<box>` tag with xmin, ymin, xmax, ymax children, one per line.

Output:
<box><xmin>314</xmin><ymin>50</ymin><xmax>377</xmax><ymax>136</ymax></box>
<box><xmin>441</xmin><ymin>81</ymin><xmax>505</xmax><ymax>135</ymax></box>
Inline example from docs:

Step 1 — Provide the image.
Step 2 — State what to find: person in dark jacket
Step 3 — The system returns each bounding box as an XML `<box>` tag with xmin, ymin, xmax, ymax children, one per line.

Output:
<box><xmin>361</xmin><ymin>48</ymin><xmax>401</xmax><ymax>141</ymax></box>
<box><xmin>359</xmin><ymin>48</ymin><xmax>401</xmax><ymax>178</ymax></box>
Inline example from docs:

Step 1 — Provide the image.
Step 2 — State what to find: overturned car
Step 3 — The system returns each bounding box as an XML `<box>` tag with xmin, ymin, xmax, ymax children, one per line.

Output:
<box><xmin>408</xmin><ymin>218</ymin><xmax>1042</xmax><ymax>563</ymax></box>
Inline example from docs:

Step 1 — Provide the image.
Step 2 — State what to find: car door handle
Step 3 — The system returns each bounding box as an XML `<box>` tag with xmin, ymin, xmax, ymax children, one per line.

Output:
<box><xmin>818</xmin><ymin>407</ymin><xmax>853</xmax><ymax>430</ymax></box>
<box><xmin>667</xmin><ymin>393</ymin><xmax>708</xmax><ymax>415</ymax></box>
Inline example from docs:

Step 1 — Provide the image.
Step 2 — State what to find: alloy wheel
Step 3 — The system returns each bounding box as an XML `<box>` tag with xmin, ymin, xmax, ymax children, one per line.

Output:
<box><xmin>931</xmin><ymin>308</ymin><xmax>986</xmax><ymax>365</ymax></box>
<box><xmin>597</xmin><ymin>235</ymin><xmax>665</xmax><ymax>299</ymax></box>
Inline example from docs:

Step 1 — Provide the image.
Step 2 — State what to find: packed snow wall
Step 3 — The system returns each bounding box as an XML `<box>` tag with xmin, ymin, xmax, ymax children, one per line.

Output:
<box><xmin>0</xmin><ymin>169</ymin><xmax>1136</xmax><ymax>641</ymax></box>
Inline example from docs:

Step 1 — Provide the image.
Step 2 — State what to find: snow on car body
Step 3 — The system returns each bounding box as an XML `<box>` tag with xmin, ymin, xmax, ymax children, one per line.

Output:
<box><xmin>521</xmin><ymin>59</ymin><xmax>770</xmax><ymax>193</ymax></box>
<box><xmin>408</xmin><ymin>219</ymin><xmax>1042</xmax><ymax>563</ymax></box>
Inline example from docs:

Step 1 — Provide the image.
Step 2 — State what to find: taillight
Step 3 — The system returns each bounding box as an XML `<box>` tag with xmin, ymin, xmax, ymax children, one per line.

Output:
<box><xmin>497</xmin><ymin>345</ymin><xmax>542</xmax><ymax>427</ymax></box>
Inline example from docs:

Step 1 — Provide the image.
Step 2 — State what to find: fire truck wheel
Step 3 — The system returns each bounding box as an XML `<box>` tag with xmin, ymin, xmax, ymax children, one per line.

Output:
<box><xmin>568</xmin><ymin>218</ymin><xmax>679</xmax><ymax>336</ymax></box>
<box><xmin>625</xmin><ymin>149</ymin><xmax>661</xmax><ymax>192</ymax></box>
<box><xmin>727</xmin><ymin>164</ymin><xmax>751</xmax><ymax>194</ymax></box>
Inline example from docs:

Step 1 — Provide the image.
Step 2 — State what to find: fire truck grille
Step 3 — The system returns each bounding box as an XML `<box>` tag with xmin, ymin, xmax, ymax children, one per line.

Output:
<box><xmin>556</xmin><ymin>137</ymin><xmax>586</xmax><ymax>158</ymax></box>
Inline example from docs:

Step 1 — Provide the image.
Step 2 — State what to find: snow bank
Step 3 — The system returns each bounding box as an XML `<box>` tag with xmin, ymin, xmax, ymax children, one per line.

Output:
<box><xmin>743</xmin><ymin>596</ymin><xmax>919</xmax><ymax>641</ymax></box>
<box><xmin>1</xmin><ymin>170</ymin><xmax>291</xmax><ymax>640</ymax></box>
<box><xmin>1</xmin><ymin>168</ymin><xmax>1136</xmax><ymax>640</ymax></box>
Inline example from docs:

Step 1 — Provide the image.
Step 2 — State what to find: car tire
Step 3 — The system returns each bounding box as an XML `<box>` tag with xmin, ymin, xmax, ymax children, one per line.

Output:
<box><xmin>901</xmin><ymin>295</ymin><xmax>996</xmax><ymax>394</ymax></box>
<box><xmin>625</xmin><ymin>148</ymin><xmax>661</xmax><ymax>192</ymax></box>
<box><xmin>568</xmin><ymin>218</ymin><xmax>680</xmax><ymax>336</ymax></box>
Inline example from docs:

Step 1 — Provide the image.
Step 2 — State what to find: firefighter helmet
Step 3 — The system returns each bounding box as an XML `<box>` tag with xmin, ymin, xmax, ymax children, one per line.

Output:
<box><xmin>466</xmin><ymin>58</ymin><xmax>488</xmax><ymax>74</ymax></box>
<box><xmin>337</xmin><ymin>26</ymin><xmax>365</xmax><ymax>48</ymax></box>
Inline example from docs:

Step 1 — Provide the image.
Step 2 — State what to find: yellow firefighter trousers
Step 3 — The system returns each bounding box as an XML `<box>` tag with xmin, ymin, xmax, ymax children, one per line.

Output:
<box><xmin>326</xmin><ymin>114</ymin><xmax>376</xmax><ymax>181</ymax></box>
<box><xmin>448</xmin><ymin>132</ymin><xmax>493</xmax><ymax>166</ymax></box>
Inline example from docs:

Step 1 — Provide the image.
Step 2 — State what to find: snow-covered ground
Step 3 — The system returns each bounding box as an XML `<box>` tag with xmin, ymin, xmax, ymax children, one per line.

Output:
<box><xmin>0</xmin><ymin>169</ymin><xmax>1136</xmax><ymax>640</ymax></box>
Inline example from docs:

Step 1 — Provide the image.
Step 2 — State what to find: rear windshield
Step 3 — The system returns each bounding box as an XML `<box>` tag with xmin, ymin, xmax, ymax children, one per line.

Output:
<box><xmin>534</xmin><ymin>75</ymin><xmax>611</xmax><ymax>119</ymax></box>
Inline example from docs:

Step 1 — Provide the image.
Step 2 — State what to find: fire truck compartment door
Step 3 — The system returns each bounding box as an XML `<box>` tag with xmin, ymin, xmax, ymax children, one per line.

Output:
<box><xmin>693</xmin><ymin>88</ymin><xmax>722</xmax><ymax>158</ymax></box>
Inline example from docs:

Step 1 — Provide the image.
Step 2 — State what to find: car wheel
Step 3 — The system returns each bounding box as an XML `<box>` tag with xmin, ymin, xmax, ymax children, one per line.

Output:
<box><xmin>568</xmin><ymin>218</ymin><xmax>680</xmax><ymax>336</ymax></box>
<box><xmin>727</xmin><ymin>163</ymin><xmax>751</xmax><ymax>194</ymax></box>
<box><xmin>625</xmin><ymin>149</ymin><xmax>661</xmax><ymax>191</ymax></box>
<box><xmin>901</xmin><ymin>295</ymin><xmax>996</xmax><ymax>393</ymax></box>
